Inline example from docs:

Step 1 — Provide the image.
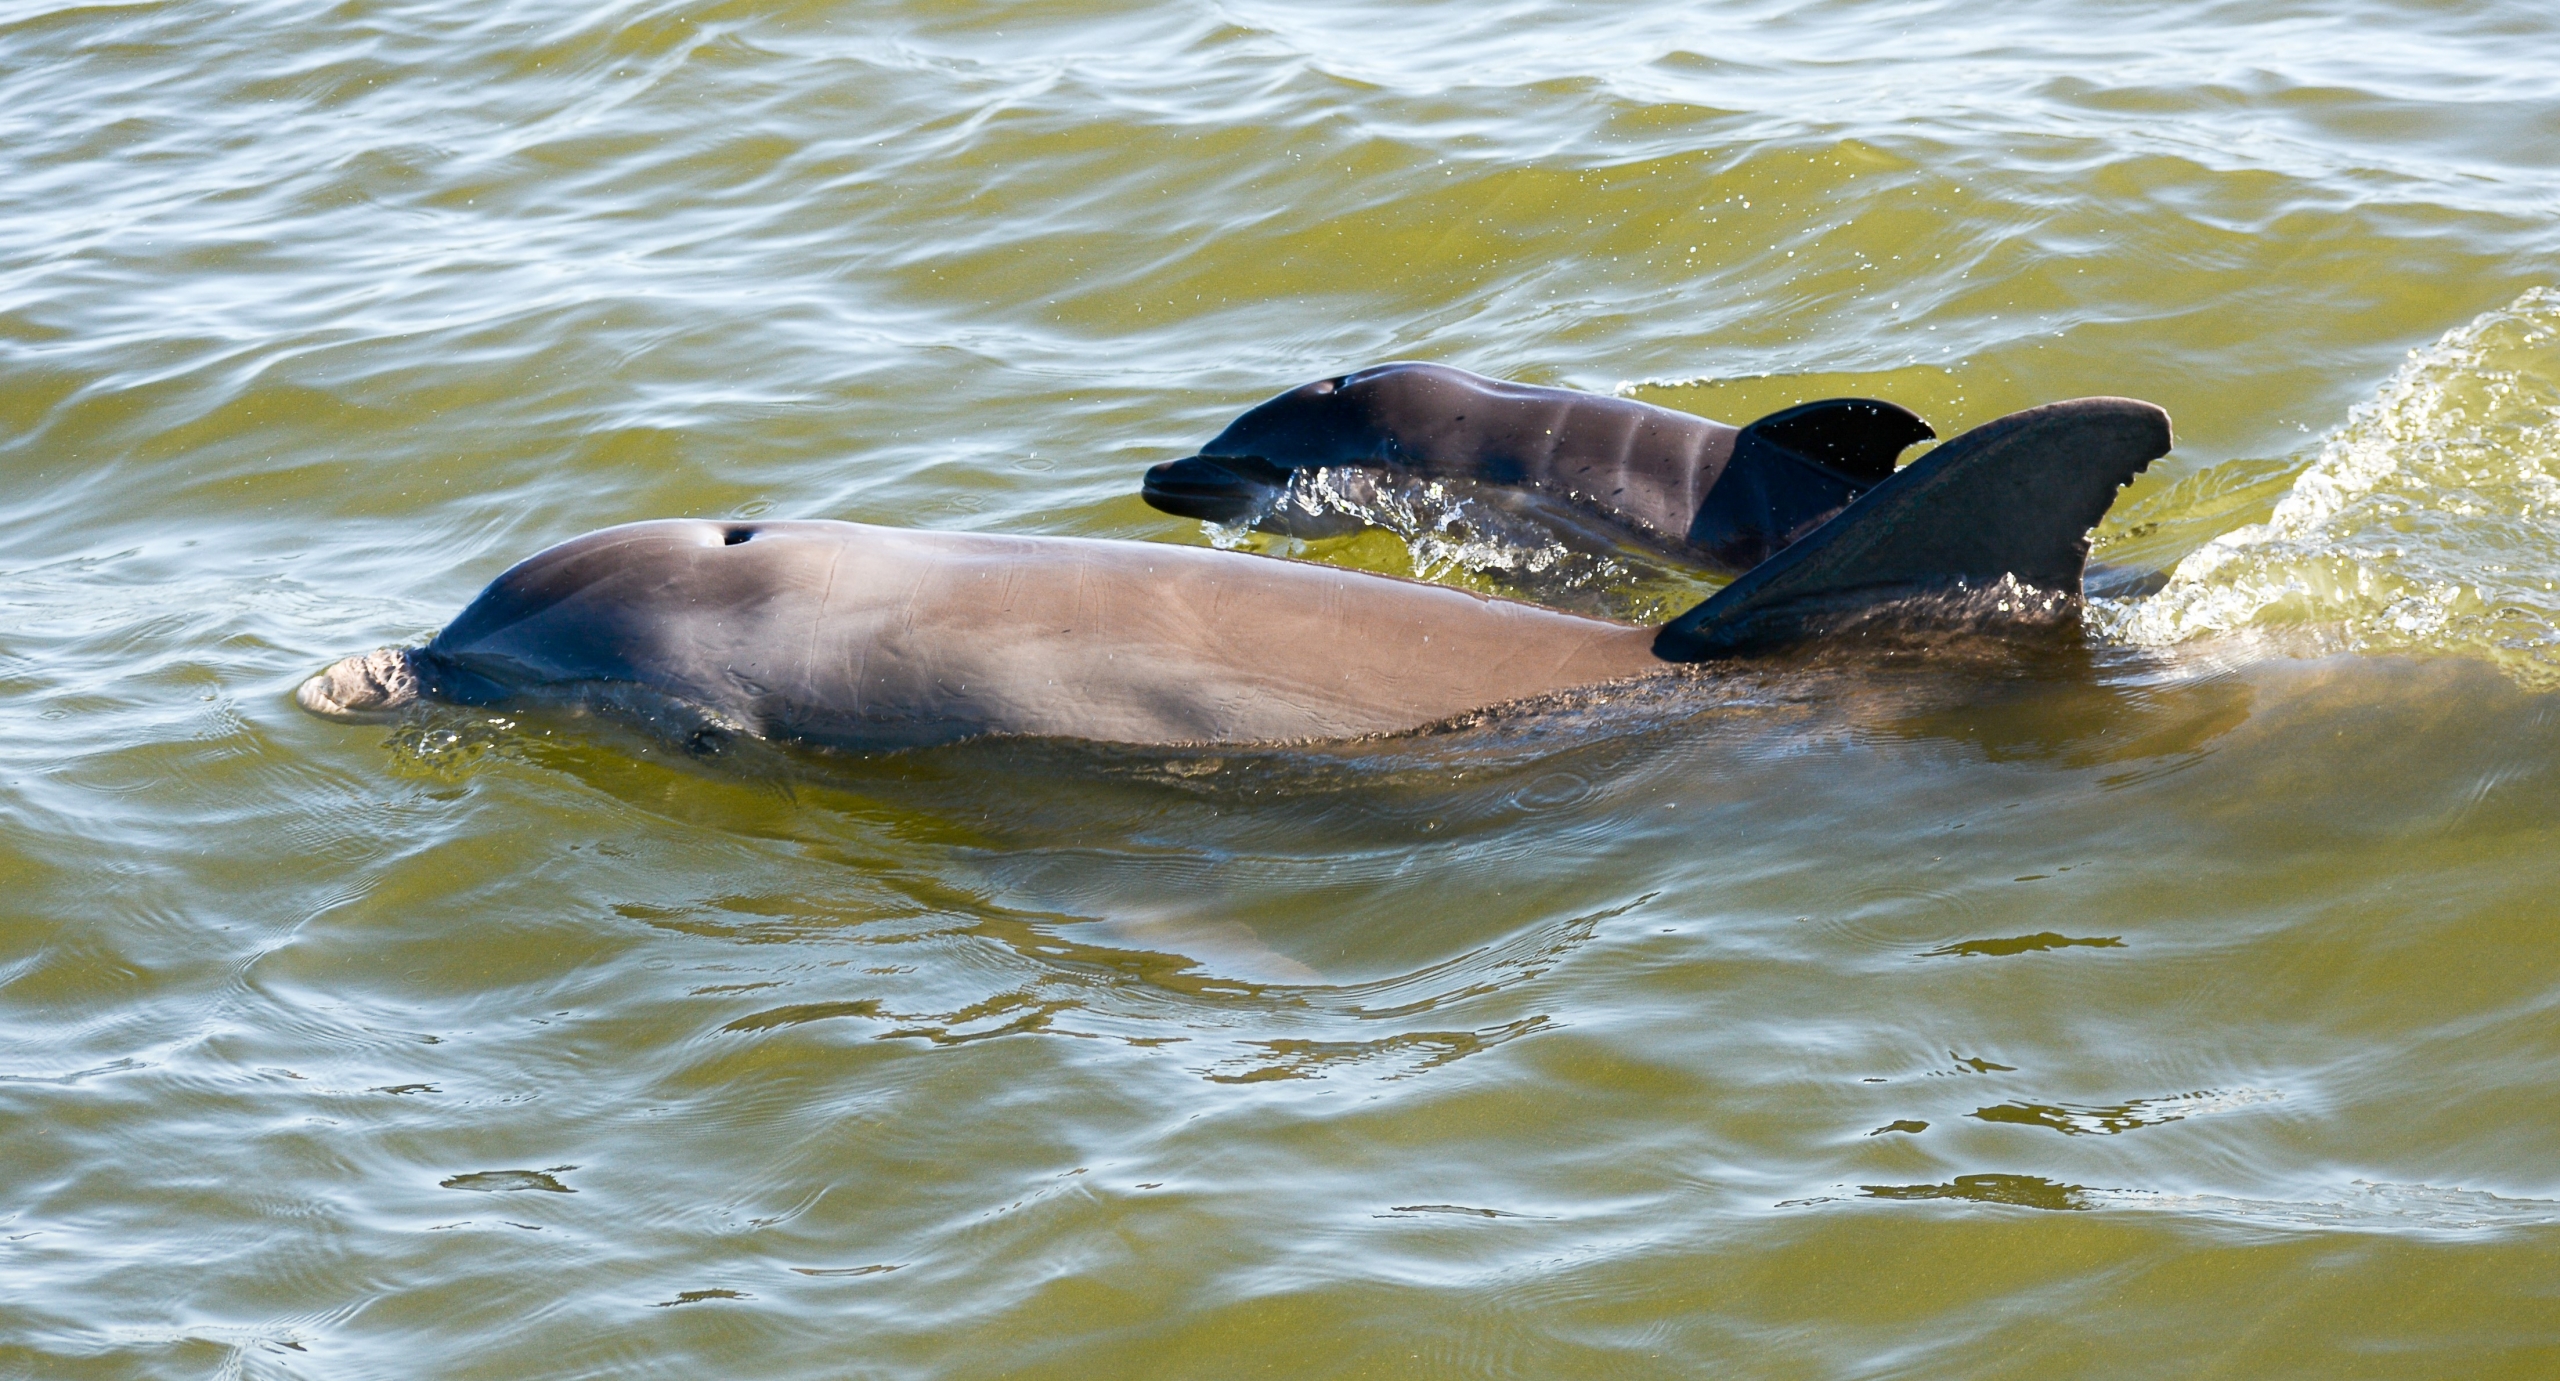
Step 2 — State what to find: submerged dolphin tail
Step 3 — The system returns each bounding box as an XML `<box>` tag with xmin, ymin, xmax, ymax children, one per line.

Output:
<box><xmin>1653</xmin><ymin>397</ymin><xmax>2172</xmax><ymax>660</ymax></box>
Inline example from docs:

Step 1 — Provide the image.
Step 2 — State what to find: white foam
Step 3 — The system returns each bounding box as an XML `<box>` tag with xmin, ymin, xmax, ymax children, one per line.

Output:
<box><xmin>2097</xmin><ymin>1179</ymin><xmax>2560</xmax><ymax>1234</ymax></box>
<box><xmin>1223</xmin><ymin>467</ymin><xmax>1719</xmax><ymax>623</ymax></box>
<box><xmin>2097</xmin><ymin>287</ymin><xmax>2560</xmax><ymax>684</ymax></box>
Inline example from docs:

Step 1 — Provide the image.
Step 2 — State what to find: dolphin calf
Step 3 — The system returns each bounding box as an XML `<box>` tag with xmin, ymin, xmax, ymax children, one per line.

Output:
<box><xmin>1143</xmin><ymin>362</ymin><xmax>1936</xmax><ymax>572</ymax></box>
<box><xmin>299</xmin><ymin>398</ymin><xmax>2171</xmax><ymax>751</ymax></box>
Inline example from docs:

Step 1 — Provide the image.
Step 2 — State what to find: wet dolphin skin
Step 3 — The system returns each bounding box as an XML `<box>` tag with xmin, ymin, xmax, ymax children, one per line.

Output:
<box><xmin>303</xmin><ymin>398</ymin><xmax>2171</xmax><ymax>750</ymax></box>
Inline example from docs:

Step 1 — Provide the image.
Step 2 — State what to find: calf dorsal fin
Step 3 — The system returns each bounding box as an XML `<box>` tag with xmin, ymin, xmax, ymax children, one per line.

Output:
<box><xmin>1656</xmin><ymin>397</ymin><xmax>2172</xmax><ymax>659</ymax></box>
<box><xmin>1687</xmin><ymin>398</ymin><xmax>1934</xmax><ymax>568</ymax></box>
<box><xmin>1737</xmin><ymin>397</ymin><xmax>1935</xmax><ymax>485</ymax></box>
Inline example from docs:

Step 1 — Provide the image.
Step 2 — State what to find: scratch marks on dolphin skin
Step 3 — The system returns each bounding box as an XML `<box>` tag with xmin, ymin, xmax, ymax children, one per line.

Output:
<box><xmin>805</xmin><ymin>541</ymin><xmax>842</xmax><ymax>684</ymax></box>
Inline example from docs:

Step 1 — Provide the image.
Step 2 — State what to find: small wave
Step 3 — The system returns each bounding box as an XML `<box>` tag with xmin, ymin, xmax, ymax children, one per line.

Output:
<box><xmin>1858</xmin><ymin>1174</ymin><xmax>2092</xmax><ymax>1212</ymax></box>
<box><xmin>1812</xmin><ymin>1174</ymin><xmax>2560</xmax><ymax>1231</ymax></box>
<box><xmin>1378</xmin><ymin>1203</ymin><xmax>1552</xmax><ymax>1220</ymax></box>
<box><xmin>1203</xmin><ymin>1014</ymin><xmax>1554</xmax><ymax>1084</ymax></box>
<box><xmin>1970</xmin><ymin>1087</ymin><xmax>2282</xmax><ymax>1136</ymax></box>
<box><xmin>440</xmin><ymin>1167</ymin><xmax>577</xmax><ymax>1194</ymax></box>
<box><xmin>1923</xmin><ymin>932</ymin><xmax>2124</xmax><ymax>958</ymax></box>
<box><xmin>2099</xmin><ymin>287</ymin><xmax>2560</xmax><ymax>685</ymax></box>
<box><xmin>2097</xmin><ymin>1180</ymin><xmax>2560</xmax><ymax>1233</ymax></box>
<box><xmin>1210</xmin><ymin>468</ymin><xmax>1719</xmax><ymax>623</ymax></box>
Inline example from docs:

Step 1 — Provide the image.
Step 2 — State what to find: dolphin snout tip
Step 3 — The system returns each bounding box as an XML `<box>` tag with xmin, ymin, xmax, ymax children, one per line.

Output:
<box><xmin>296</xmin><ymin>647</ymin><xmax>424</xmax><ymax>721</ymax></box>
<box><xmin>1142</xmin><ymin>455</ymin><xmax>1286</xmax><ymax>523</ymax></box>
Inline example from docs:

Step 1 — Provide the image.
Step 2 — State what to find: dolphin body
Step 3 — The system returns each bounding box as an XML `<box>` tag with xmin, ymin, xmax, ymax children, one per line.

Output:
<box><xmin>299</xmin><ymin>398</ymin><xmax>2171</xmax><ymax>751</ymax></box>
<box><xmin>1143</xmin><ymin>362</ymin><xmax>1937</xmax><ymax>572</ymax></box>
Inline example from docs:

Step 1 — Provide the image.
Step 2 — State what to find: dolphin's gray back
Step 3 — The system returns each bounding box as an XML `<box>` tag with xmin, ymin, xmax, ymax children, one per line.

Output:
<box><xmin>424</xmin><ymin>520</ymin><xmax>1666</xmax><ymax>749</ymax></box>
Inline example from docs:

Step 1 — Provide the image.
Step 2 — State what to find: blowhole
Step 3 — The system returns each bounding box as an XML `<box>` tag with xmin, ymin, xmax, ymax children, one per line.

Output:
<box><xmin>723</xmin><ymin>527</ymin><xmax>753</xmax><ymax>546</ymax></box>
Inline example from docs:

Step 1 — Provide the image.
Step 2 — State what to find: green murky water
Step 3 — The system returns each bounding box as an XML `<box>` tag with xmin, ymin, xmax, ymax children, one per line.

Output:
<box><xmin>8</xmin><ymin>0</ymin><xmax>2560</xmax><ymax>1375</ymax></box>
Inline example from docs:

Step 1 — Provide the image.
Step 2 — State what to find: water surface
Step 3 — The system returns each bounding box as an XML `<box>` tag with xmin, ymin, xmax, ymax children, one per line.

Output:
<box><xmin>7</xmin><ymin>0</ymin><xmax>2560</xmax><ymax>1375</ymax></box>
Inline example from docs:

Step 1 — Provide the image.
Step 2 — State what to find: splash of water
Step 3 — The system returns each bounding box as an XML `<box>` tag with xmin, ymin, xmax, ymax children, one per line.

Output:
<box><xmin>2099</xmin><ymin>287</ymin><xmax>2560</xmax><ymax>684</ymax></box>
<box><xmin>1209</xmin><ymin>467</ymin><xmax>1721</xmax><ymax>623</ymax></box>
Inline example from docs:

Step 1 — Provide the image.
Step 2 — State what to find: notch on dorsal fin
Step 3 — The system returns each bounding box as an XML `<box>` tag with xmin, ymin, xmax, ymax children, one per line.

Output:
<box><xmin>1685</xmin><ymin>398</ymin><xmax>1934</xmax><ymax>570</ymax></box>
<box><xmin>1656</xmin><ymin>397</ymin><xmax>2173</xmax><ymax>660</ymax></box>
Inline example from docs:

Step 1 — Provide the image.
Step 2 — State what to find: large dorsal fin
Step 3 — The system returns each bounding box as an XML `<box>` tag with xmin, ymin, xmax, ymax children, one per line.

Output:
<box><xmin>1655</xmin><ymin>397</ymin><xmax>2173</xmax><ymax>659</ymax></box>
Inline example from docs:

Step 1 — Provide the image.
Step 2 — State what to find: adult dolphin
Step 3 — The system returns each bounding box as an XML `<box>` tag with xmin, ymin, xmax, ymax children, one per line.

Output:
<box><xmin>1142</xmin><ymin>362</ymin><xmax>1936</xmax><ymax>572</ymax></box>
<box><xmin>299</xmin><ymin>398</ymin><xmax>2170</xmax><ymax>751</ymax></box>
